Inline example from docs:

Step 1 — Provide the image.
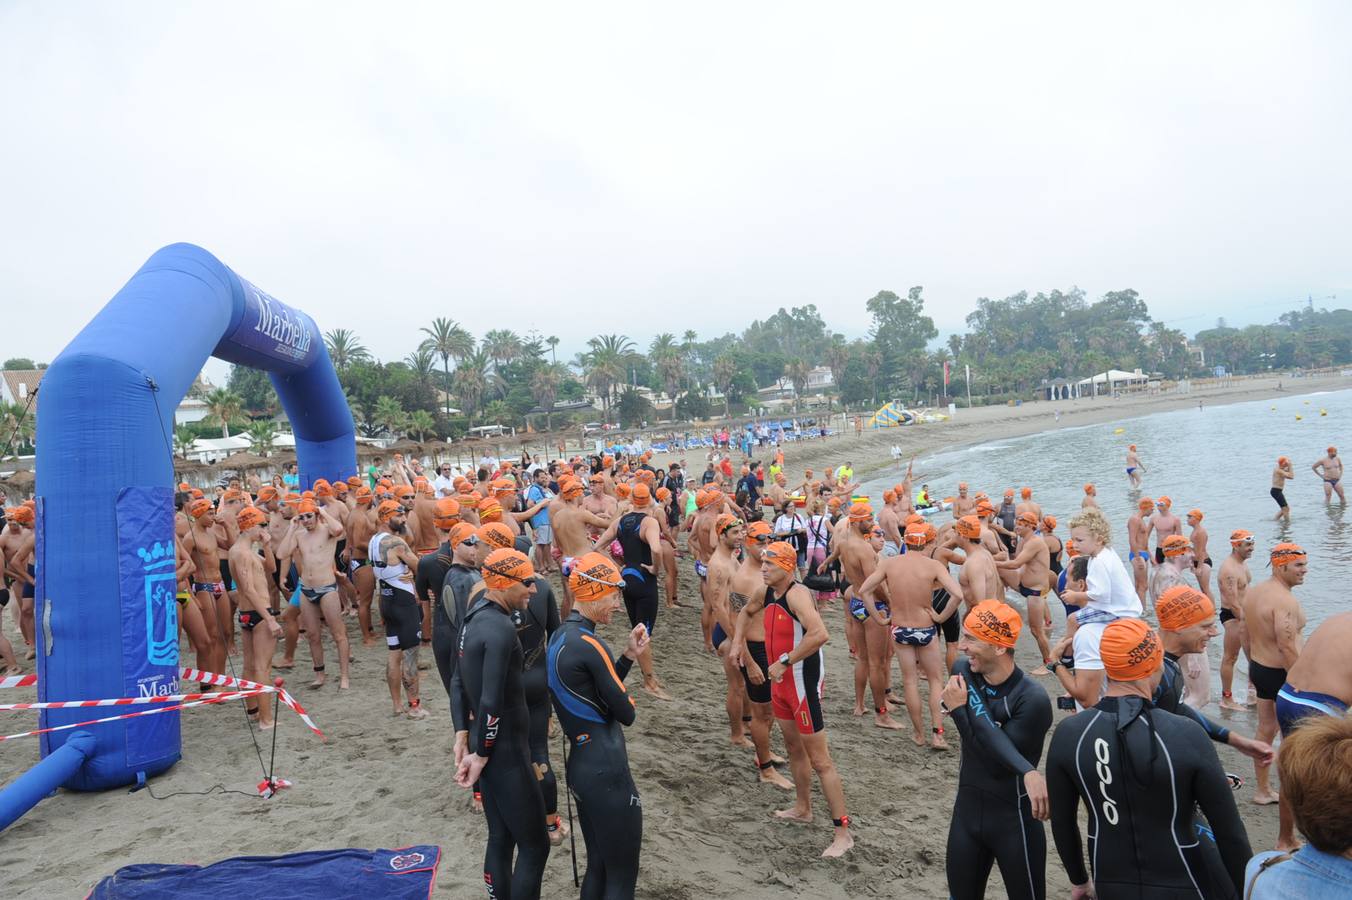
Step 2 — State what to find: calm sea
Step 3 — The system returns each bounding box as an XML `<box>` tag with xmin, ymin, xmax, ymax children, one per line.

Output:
<box><xmin>858</xmin><ymin>387</ymin><xmax>1351</xmax><ymax>630</ymax></box>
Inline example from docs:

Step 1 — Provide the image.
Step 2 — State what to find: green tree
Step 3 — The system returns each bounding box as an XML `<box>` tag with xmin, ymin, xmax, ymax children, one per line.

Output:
<box><xmin>3</xmin><ymin>358</ymin><xmax>36</xmax><ymax>370</ymax></box>
<box><xmin>245</xmin><ymin>420</ymin><xmax>277</xmax><ymax>455</ymax></box>
<box><xmin>649</xmin><ymin>333</ymin><xmax>685</xmax><ymax>421</ymax></box>
<box><xmin>580</xmin><ymin>334</ymin><xmax>637</xmax><ymax>415</ymax></box>
<box><xmin>323</xmin><ymin>328</ymin><xmax>370</xmax><ymax>371</ymax></box>
<box><xmin>373</xmin><ymin>395</ymin><xmax>408</xmax><ymax>437</ymax></box>
<box><xmin>866</xmin><ymin>287</ymin><xmax>938</xmax><ymax>398</ymax></box>
<box><xmin>420</xmin><ymin>317</ymin><xmax>475</xmax><ymax>417</ymax></box>
<box><xmin>615</xmin><ymin>388</ymin><xmax>653</xmax><ymax>428</ymax></box>
<box><xmin>785</xmin><ymin>357</ymin><xmax>811</xmax><ymax>412</ymax></box>
<box><xmin>483</xmin><ymin>329</ymin><xmax>523</xmax><ymax>369</ymax></box>
<box><xmin>453</xmin><ymin>348</ymin><xmax>500</xmax><ymax>422</ymax></box>
<box><xmin>203</xmin><ymin>388</ymin><xmax>245</xmax><ymax>439</ymax></box>
<box><xmin>226</xmin><ymin>365</ymin><xmax>278</xmax><ymax>415</ymax></box>
<box><xmin>530</xmin><ymin>363</ymin><xmax>565</xmax><ymax>430</ymax></box>
<box><xmin>712</xmin><ymin>355</ymin><xmax>738</xmax><ymax>416</ymax></box>
<box><xmin>546</xmin><ymin>335</ymin><xmax>560</xmax><ymax>363</ymax></box>
<box><xmin>173</xmin><ymin>425</ymin><xmax>196</xmax><ymax>458</ymax></box>
<box><xmin>407</xmin><ymin>409</ymin><xmax>437</xmax><ymax>442</ymax></box>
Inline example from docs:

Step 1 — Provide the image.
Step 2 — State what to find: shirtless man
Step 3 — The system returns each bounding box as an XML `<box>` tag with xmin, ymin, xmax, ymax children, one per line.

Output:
<box><xmin>685</xmin><ymin>489</ymin><xmax>723</xmax><ymax>650</ymax></box>
<box><xmin>409</xmin><ymin>480</ymin><xmax>439</xmax><ymax>554</ymax></box>
<box><xmin>951</xmin><ymin>482</ymin><xmax>976</xmax><ymax>518</ymax></box>
<box><xmin>1311</xmin><ymin>445</ymin><xmax>1344</xmax><ymax>504</ymax></box>
<box><xmin>1150</xmin><ymin>534</ymin><xmax>1210</xmax><ymax>708</ymax></box>
<box><xmin>230</xmin><ymin>507</ymin><xmax>283</xmax><ymax>728</ymax></box>
<box><xmin>1272</xmin><ymin>610</ymin><xmax>1352</xmax><ymax>850</ymax></box>
<box><xmin>1244</xmin><ymin>542</ymin><xmax>1307</xmax><ymax>807</ymax></box>
<box><xmin>182</xmin><ymin>499</ymin><xmax>228</xmax><ymax>678</ymax></box>
<box><xmin>877</xmin><ymin>491</ymin><xmax>903</xmax><ymax>558</ymax></box>
<box><xmin>1146</xmin><ymin>496</ymin><xmax>1181</xmax><ymax>565</ymax></box>
<box><xmin>346</xmin><ymin>486</ymin><xmax>379</xmax><ymax>645</ymax></box>
<box><xmin>859</xmin><ymin>522</ymin><xmax>963</xmax><ymax>748</ymax></box>
<box><xmin>1186</xmin><ymin>508</ymin><xmax>1214</xmax><ymax>599</ymax></box>
<box><xmin>995</xmin><ymin>512</ymin><xmax>1053</xmax><ymax>674</ymax></box>
<box><xmin>1217</xmin><ymin>529</ymin><xmax>1255</xmax><ymax>711</ymax></box>
<box><xmin>1125</xmin><ymin>443</ymin><xmax>1145</xmax><ymax>488</ymax></box>
<box><xmin>830</xmin><ymin>504</ymin><xmax>901</xmax><ymax>730</ymax></box>
<box><xmin>369</xmin><ymin>500</ymin><xmax>429</xmax><ymax>718</ymax></box>
<box><xmin>1081</xmin><ymin>483</ymin><xmax>1099</xmax><ymax>510</ymax></box>
<box><xmin>548</xmin><ymin>477</ymin><xmax>611</xmax><ymax>618</ymax></box>
<box><xmin>765</xmin><ymin>473</ymin><xmax>790</xmax><ymax>512</ymax></box>
<box><xmin>1270</xmin><ymin>456</ymin><xmax>1295</xmax><ymax>522</ymax></box>
<box><xmin>275</xmin><ymin>499</ymin><xmax>350</xmax><ymax>690</ymax></box>
<box><xmin>707</xmin><ymin>514</ymin><xmax>754</xmax><ymax>748</ymax></box>
<box><xmin>1126</xmin><ymin>497</ymin><xmax>1153</xmax><ymax>603</ymax></box>
<box><xmin>1015</xmin><ymin>487</ymin><xmax>1041</xmax><ymax>524</ymax></box>
<box><xmin>2</xmin><ymin>506</ymin><xmax>36</xmax><ymax>660</ymax></box>
<box><xmin>955</xmin><ymin>516</ymin><xmax>1000</xmax><ymax>611</ymax></box>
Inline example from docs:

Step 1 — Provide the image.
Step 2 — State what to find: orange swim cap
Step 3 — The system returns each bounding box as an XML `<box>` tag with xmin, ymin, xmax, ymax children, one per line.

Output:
<box><xmin>904</xmin><ymin>512</ymin><xmax>924</xmax><ymax>526</ymax></box>
<box><xmin>903</xmin><ymin>522</ymin><xmax>936</xmax><ymax>547</ymax></box>
<box><xmin>631</xmin><ymin>484</ymin><xmax>651</xmax><ymax>507</ymax></box>
<box><xmin>1100</xmin><ymin>619</ymin><xmax>1163</xmax><ymax>682</ymax></box>
<box><xmin>394</xmin><ymin>485</ymin><xmax>415</xmax><ymax>501</ymax></box>
<box><xmin>745</xmin><ymin>520</ymin><xmax>773</xmax><ymax>542</ymax></box>
<box><xmin>568</xmin><ymin>552</ymin><xmax>625</xmax><ymax>604</ymax></box>
<box><xmin>1064</xmin><ymin>538</ymin><xmax>1079</xmax><ymax>558</ymax></box>
<box><xmin>491</xmin><ymin>478</ymin><xmax>515</xmax><ymax>495</ymax></box>
<box><xmin>1270</xmin><ymin>542</ymin><xmax>1306</xmax><ymax>567</ymax></box>
<box><xmin>975</xmin><ymin>499</ymin><xmax>996</xmax><ymax>517</ymax></box>
<box><xmin>477</xmin><ymin>497</ymin><xmax>503</xmax><ymax>523</ymax></box>
<box><xmin>1138</xmin><ymin>497</ymin><xmax>1154</xmax><ymax>511</ymax></box>
<box><xmin>177</xmin><ymin>481</ymin><xmax>190</xmax><ymax>492</ymax></box>
<box><xmin>602</xmin><ymin>455</ymin><xmax>614</xmax><ymax>467</ymax></box>
<box><xmin>848</xmin><ymin>503</ymin><xmax>873</xmax><ymax>523</ymax></box>
<box><xmin>10</xmin><ymin>505</ymin><xmax>35</xmax><ymax>526</ymax></box>
<box><xmin>433</xmin><ymin>498</ymin><xmax>462</xmax><ymax>528</ymax></box>
<box><xmin>1016</xmin><ymin>511</ymin><xmax>1038</xmax><ymax>528</ymax></box>
<box><xmin>481</xmin><ymin>548</ymin><xmax>535</xmax><ymax>589</ymax></box>
<box><xmin>560</xmin><ymin>480</ymin><xmax>584</xmax><ymax>499</ymax></box>
<box><xmin>1020</xmin><ymin>487</ymin><xmax>1032</xmax><ymax>499</ymax></box>
<box><xmin>477</xmin><ymin>522</ymin><xmax>515</xmax><ymax>550</ymax></box>
<box><xmin>655</xmin><ymin>487</ymin><xmax>672</xmax><ymax>503</ymax></box>
<box><xmin>355</xmin><ymin>486</ymin><xmax>373</xmax><ymax>505</ymax></box>
<box><xmin>1004</xmin><ymin>489</ymin><xmax>1015</xmax><ymax>499</ymax></box>
<box><xmin>313</xmin><ymin>479</ymin><xmax>334</xmax><ymax>497</ymax></box>
<box><xmin>346</xmin><ymin>475</ymin><xmax>363</xmax><ymax>488</ymax></box>
<box><xmin>615</xmin><ymin>483</ymin><xmax>631</xmax><ymax>499</ymax></box>
<box><xmin>827</xmin><ymin>496</ymin><xmax>842</xmax><ymax>510</ymax></box>
<box><xmin>716</xmin><ymin>513</ymin><xmax>743</xmax><ymax>536</ymax></box>
<box><xmin>763</xmin><ymin>541</ymin><xmax>798</xmax><ymax>573</ymax></box>
<box><xmin>257</xmin><ymin>486</ymin><xmax>279</xmax><ymax>502</ymax></box>
<box><xmin>882</xmin><ymin>490</ymin><xmax>897</xmax><ymax>504</ymax></box>
<box><xmin>1128</xmin><ymin>444</ymin><xmax>1136</xmax><ymax>451</ymax></box>
<box><xmin>297</xmin><ymin>499</ymin><xmax>319</xmax><ymax>516</ymax></box>
<box><xmin>1042</xmin><ymin>515</ymin><xmax>1057</xmax><ymax>532</ymax></box>
<box><xmin>1157</xmin><ymin>496</ymin><xmax>1173</xmax><ymax>509</ymax></box>
<box><xmin>1278</xmin><ymin>456</ymin><xmax>1290</xmax><ymax>466</ymax></box>
<box><xmin>236</xmin><ymin>506</ymin><xmax>267</xmax><ymax>531</ymax></box>
<box><xmin>1084</xmin><ymin>483</ymin><xmax>1095</xmax><ymax>495</ymax></box>
<box><xmin>695</xmin><ymin>490</ymin><xmax>717</xmax><ymax>509</ymax></box>
<box><xmin>333</xmin><ymin>481</ymin><xmax>349</xmax><ymax>495</ymax></box>
<box><xmin>1229</xmin><ymin>529</ymin><xmax>1254</xmax><ymax>545</ymax></box>
<box><xmin>1161</xmin><ymin>534</ymin><xmax>1191</xmax><ymax>558</ymax></box>
<box><xmin>187</xmin><ymin>499</ymin><xmax>212</xmax><ymax>519</ymax></box>
<box><xmin>964</xmin><ymin>600</ymin><xmax>1022</xmax><ymax>649</ymax></box>
<box><xmin>1187</xmin><ymin>508</ymin><xmax>1203</xmax><ymax>521</ymax></box>
<box><xmin>1155</xmin><ymin>585</ymin><xmax>1214</xmax><ymax>631</ymax></box>
<box><xmin>377</xmin><ymin>500</ymin><xmax>402</xmax><ymax>522</ymax></box>
<box><xmin>1329</xmin><ymin>446</ymin><xmax>1338</xmax><ymax>456</ymax></box>
<box><xmin>449</xmin><ymin>522</ymin><xmax>478</xmax><ymax>548</ymax></box>
<box><xmin>222</xmin><ymin>489</ymin><xmax>245</xmax><ymax>502</ymax></box>
<box><xmin>191</xmin><ymin>488</ymin><xmax>205</xmax><ymax>499</ymax></box>
<box><xmin>955</xmin><ymin>515</ymin><xmax>982</xmax><ymax>540</ymax></box>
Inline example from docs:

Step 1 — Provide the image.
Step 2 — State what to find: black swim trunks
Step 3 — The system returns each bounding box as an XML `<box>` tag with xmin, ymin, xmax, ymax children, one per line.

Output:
<box><xmin>238</xmin><ymin>608</ymin><xmax>280</xmax><ymax>631</ymax></box>
<box><xmin>1270</xmin><ymin>487</ymin><xmax>1288</xmax><ymax>509</ymax></box>
<box><xmin>933</xmin><ymin>588</ymin><xmax>959</xmax><ymax>643</ymax></box>
<box><xmin>300</xmin><ymin>583</ymin><xmax>338</xmax><ymax>603</ymax></box>
<box><xmin>740</xmin><ymin>639</ymin><xmax>772</xmax><ymax>705</ymax></box>
<box><xmin>1218</xmin><ymin>607</ymin><xmax>1236</xmax><ymax>625</ymax></box>
<box><xmin>1249</xmin><ymin>659</ymin><xmax>1287</xmax><ymax>701</ymax></box>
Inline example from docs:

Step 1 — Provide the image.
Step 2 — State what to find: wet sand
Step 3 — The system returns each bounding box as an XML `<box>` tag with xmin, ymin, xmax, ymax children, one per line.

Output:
<box><xmin>0</xmin><ymin>374</ymin><xmax>1324</xmax><ymax>898</ymax></box>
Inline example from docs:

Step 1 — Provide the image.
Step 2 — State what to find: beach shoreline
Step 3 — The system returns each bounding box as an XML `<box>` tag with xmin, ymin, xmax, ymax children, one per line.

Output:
<box><xmin>0</xmin><ymin>373</ymin><xmax>1339</xmax><ymax>898</ymax></box>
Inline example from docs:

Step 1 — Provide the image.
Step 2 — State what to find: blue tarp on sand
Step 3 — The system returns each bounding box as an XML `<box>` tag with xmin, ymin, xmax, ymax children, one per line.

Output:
<box><xmin>87</xmin><ymin>846</ymin><xmax>441</xmax><ymax>899</ymax></box>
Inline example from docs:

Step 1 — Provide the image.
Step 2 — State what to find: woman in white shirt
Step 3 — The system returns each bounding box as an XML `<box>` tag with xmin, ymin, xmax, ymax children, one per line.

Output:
<box><xmin>773</xmin><ymin>502</ymin><xmax>808</xmax><ymax>575</ymax></box>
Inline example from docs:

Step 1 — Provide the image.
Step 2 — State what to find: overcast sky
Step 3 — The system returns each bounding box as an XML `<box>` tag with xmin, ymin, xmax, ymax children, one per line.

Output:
<box><xmin>2</xmin><ymin>2</ymin><xmax>1349</xmax><ymax>384</ymax></box>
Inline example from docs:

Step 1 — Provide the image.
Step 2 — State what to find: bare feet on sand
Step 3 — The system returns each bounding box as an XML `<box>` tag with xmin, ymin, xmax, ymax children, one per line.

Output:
<box><xmin>931</xmin><ymin>729</ymin><xmax>949</xmax><ymax>750</ymax></box>
<box><xmin>1219</xmin><ymin>696</ymin><xmax>1246</xmax><ymax>711</ymax></box>
<box><xmin>309</xmin><ymin>672</ymin><xmax>326</xmax><ymax>690</ymax></box>
<box><xmin>1252</xmin><ymin>790</ymin><xmax>1280</xmax><ymax>806</ymax></box>
<box><xmin>853</xmin><ymin>704</ymin><xmax>867</xmax><ymax>717</ymax></box>
<box><xmin>731</xmin><ymin>735</ymin><xmax>755</xmax><ymax>750</ymax></box>
<box><xmin>821</xmin><ymin>832</ymin><xmax>854</xmax><ymax>858</ymax></box>
<box><xmin>774</xmin><ymin>806</ymin><xmax>812</xmax><ymax>823</ymax></box>
<box><xmin>548</xmin><ymin>817</ymin><xmax>570</xmax><ymax>846</ymax></box>
<box><xmin>406</xmin><ymin>704</ymin><xmax>428</xmax><ymax>720</ymax></box>
<box><xmin>276</xmin><ymin>659</ymin><xmax>296</xmax><ymax>670</ymax></box>
<box><xmin>339</xmin><ymin>675</ymin><xmax>350</xmax><ymax>690</ymax></box>
<box><xmin>874</xmin><ymin>711</ymin><xmax>904</xmax><ymax>730</ymax></box>
<box><xmin>759</xmin><ymin>766</ymin><xmax>794</xmax><ymax>790</ymax></box>
<box><xmin>643</xmin><ymin>678</ymin><xmax>673</xmax><ymax>701</ymax></box>
<box><xmin>1030</xmin><ymin>665</ymin><xmax>1051</xmax><ymax>676</ymax></box>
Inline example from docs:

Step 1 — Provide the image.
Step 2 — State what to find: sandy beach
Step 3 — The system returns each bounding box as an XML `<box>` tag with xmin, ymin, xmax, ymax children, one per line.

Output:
<box><xmin>1</xmin><ymin>372</ymin><xmax>1339</xmax><ymax>898</ymax></box>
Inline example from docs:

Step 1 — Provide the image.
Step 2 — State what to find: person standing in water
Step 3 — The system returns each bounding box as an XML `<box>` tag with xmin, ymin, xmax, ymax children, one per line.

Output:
<box><xmin>1271</xmin><ymin>456</ymin><xmax>1296</xmax><ymax>522</ymax></box>
<box><xmin>1125</xmin><ymin>444</ymin><xmax>1146</xmax><ymax>489</ymax></box>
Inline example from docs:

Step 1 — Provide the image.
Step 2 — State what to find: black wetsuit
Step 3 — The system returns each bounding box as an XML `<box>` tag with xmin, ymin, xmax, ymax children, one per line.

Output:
<box><xmin>414</xmin><ymin>542</ymin><xmax>454</xmax><ymax>693</ymax></box>
<box><xmin>616</xmin><ymin>511</ymin><xmax>658</xmax><ymax>637</ymax></box>
<box><xmin>515</xmin><ymin>575</ymin><xmax>560</xmax><ymax>823</ymax></box>
<box><xmin>439</xmin><ymin>562</ymin><xmax>481</xmax><ymax>709</ymax></box>
<box><xmin>547</xmin><ymin>611</ymin><xmax>641</xmax><ymax>899</ymax></box>
<box><xmin>946</xmin><ymin>659</ymin><xmax>1054</xmax><ymax>900</ymax></box>
<box><xmin>454</xmin><ymin>596</ymin><xmax>550</xmax><ymax>900</ymax></box>
<box><xmin>1046</xmin><ymin>696</ymin><xmax>1251</xmax><ymax>899</ymax></box>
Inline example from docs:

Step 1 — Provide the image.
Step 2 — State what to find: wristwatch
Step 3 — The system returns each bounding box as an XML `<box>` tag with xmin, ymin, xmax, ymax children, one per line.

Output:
<box><xmin>939</xmin><ymin>701</ymin><xmax>951</xmax><ymax>716</ymax></box>
<box><xmin>1047</xmin><ymin>660</ymin><xmax>1062</xmax><ymax>673</ymax></box>
<box><xmin>777</xmin><ymin>653</ymin><xmax>791</xmax><ymax>666</ymax></box>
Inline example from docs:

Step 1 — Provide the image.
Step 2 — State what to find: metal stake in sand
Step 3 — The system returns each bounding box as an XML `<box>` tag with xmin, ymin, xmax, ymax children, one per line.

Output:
<box><xmin>560</xmin><ymin>729</ymin><xmax>579</xmax><ymax>887</ymax></box>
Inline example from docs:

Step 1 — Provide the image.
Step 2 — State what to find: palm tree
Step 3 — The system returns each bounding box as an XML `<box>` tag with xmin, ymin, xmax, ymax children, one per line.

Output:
<box><xmin>245</xmin><ymin>420</ymin><xmax>277</xmax><ymax>455</ymax></box>
<box><xmin>681</xmin><ymin>329</ymin><xmax>699</xmax><ymax>391</ymax></box>
<box><xmin>649</xmin><ymin>333</ymin><xmax>684</xmax><ymax>422</ymax></box>
<box><xmin>825</xmin><ymin>335</ymin><xmax>849</xmax><ymax>392</ymax></box>
<box><xmin>785</xmin><ymin>358</ymin><xmax>811</xmax><ymax>413</ymax></box>
<box><xmin>373</xmin><ymin>395</ymin><xmax>408</xmax><ymax>437</ymax></box>
<box><xmin>453</xmin><ymin>348</ymin><xmax>500</xmax><ymax>422</ymax></box>
<box><xmin>172</xmin><ymin>426</ymin><xmax>196</xmax><ymax>459</ymax></box>
<box><xmin>204</xmin><ymin>388</ymin><xmax>244</xmax><ymax>439</ymax></box>
<box><xmin>407</xmin><ymin>409</ymin><xmax>437</xmax><ymax>442</ymax></box>
<box><xmin>324</xmin><ymin>328</ymin><xmax>370</xmax><ymax>371</ymax></box>
<box><xmin>0</xmin><ymin>401</ymin><xmax>35</xmax><ymax>454</ymax></box>
<box><xmin>546</xmin><ymin>335</ymin><xmax>560</xmax><ymax>363</ymax></box>
<box><xmin>531</xmin><ymin>363</ymin><xmax>564</xmax><ymax>430</ymax></box>
<box><xmin>420</xmin><ymin>317</ymin><xmax>475</xmax><ymax>417</ymax></box>
<box><xmin>483</xmin><ymin>329</ymin><xmax>523</xmax><ymax>369</ymax></box>
<box><xmin>581</xmin><ymin>334</ymin><xmax>636</xmax><ymax>416</ymax></box>
<box><xmin>712</xmin><ymin>355</ymin><xmax>737</xmax><ymax>416</ymax></box>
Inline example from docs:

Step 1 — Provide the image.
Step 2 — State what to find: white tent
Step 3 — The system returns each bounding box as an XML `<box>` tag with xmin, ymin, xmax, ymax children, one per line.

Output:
<box><xmin>1075</xmin><ymin>369</ymin><xmax>1148</xmax><ymax>396</ymax></box>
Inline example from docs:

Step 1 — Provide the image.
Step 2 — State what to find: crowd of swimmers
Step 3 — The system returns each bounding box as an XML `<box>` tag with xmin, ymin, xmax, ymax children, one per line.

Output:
<box><xmin>2</xmin><ymin>436</ymin><xmax>1351</xmax><ymax>899</ymax></box>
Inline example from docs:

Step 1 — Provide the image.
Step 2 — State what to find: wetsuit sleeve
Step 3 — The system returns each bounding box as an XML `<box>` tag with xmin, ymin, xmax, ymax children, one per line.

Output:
<box><xmin>414</xmin><ymin>557</ymin><xmax>433</xmax><ymax>605</ymax></box>
<box><xmin>948</xmin><ymin>667</ymin><xmax>1049</xmax><ymax>776</ymax></box>
<box><xmin>1047</xmin><ymin>723</ymin><xmax>1091</xmax><ymax>887</ymax></box>
<box><xmin>470</xmin><ymin>620</ymin><xmax>513</xmax><ymax>756</ymax></box>
<box><xmin>450</xmin><ymin>631</ymin><xmax>470</xmax><ymax>733</ymax></box>
<box><xmin>1177</xmin><ymin>701</ymin><xmax>1231</xmax><ymax>744</ymax></box>
<box><xmin>1187</xmin><ymin>726</ymin><xmax>1252</xmax><ymax>893</ymax></box>
<box><xmin>580</xmin><ymin>633</ymin><xmax>636</xmax><ymax>726</ymax></box>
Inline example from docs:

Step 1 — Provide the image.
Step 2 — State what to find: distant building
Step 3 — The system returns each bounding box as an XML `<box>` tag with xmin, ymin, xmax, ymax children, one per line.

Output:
<box><xmin>806</xmin><ymin>366</ymin><xmax>834</xmax><ymax>391</ymax></box>
<box><xmin>175</xmin><ymin>397</ymin><xmax>210</xmax><ymax>426</ymax></box>
<box><xmin>0</xmin><ymin>369</ymin><xmax>44</xmax><ymax>411</ymax></box>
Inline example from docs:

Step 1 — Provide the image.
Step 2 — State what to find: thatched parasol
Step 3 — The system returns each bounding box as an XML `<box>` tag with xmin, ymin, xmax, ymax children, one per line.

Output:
<box><xmin>217</xmin><ymin>451</ymin><xmax>274</xmax><ymax>471</ymax></box>
<box><xmin>2</xmin><ymin>469</ymin><xmax>35</xmax><ymax>490</ymax></box>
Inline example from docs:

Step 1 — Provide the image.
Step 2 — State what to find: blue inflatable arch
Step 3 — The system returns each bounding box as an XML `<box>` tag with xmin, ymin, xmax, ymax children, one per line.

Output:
<box><xmin>32</xmin><ymin>243</ymin><xmax>355</xmax><ymax>791</ymax></box>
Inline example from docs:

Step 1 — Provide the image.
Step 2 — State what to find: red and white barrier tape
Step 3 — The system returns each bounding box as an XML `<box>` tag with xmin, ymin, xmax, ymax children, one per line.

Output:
<box><xmin>0</xmin><ymin>667</ymin><xmax>325</xmax><ymax>741</ymax></box>
<box><xmin>0</xmin><ymin>690</ymin><xmax>268</xmax><ymax>742</ymax></box>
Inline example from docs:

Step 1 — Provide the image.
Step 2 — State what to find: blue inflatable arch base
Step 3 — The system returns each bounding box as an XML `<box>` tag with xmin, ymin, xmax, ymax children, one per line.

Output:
<box><xmin>28</xmin><ymin>243</ymin><xmax>355</xmax><ymax>791</ymax></box>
